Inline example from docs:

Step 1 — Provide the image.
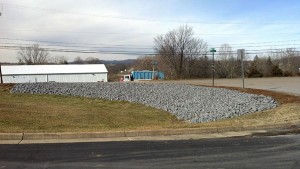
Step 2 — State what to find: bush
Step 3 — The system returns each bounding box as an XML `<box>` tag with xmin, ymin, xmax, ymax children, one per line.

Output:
<box><xmin>271</xmin><ymin>65</ymin><xmax>283</xmax><ymax>77</ymax></box>
<box><xmin>108</xmin><ymin>74</ymin><xmax>121</xmax><ymax>82</ymax></box>
<box><xmin>248</xmin><ymin>67</ymin><xmax>263</xmax><ymax>78</ymax></box>
<box><xmin>283</xmin><ymin>70</ymin><xmax>293</xmax><ymax>77</ymax></box>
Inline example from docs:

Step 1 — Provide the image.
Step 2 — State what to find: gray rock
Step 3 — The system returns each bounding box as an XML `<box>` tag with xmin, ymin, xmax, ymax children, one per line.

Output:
<box><xmin>11</xmin><ymin>82</ymin><xmax>278</xmax><ymax>123</ymax></box>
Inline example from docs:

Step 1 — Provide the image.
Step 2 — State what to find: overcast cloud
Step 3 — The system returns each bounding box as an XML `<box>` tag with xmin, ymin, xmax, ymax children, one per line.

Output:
<box><xmin>1</xmin><ymin>0</ymin><xmax>300</xmax><ymax>63</ymax></box>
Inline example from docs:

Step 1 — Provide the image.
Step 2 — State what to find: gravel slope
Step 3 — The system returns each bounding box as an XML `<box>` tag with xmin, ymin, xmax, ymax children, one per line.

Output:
<box><xmin>11</xmin><ymin>83</ymin><xmax>277</xmax><ymax>123</ymax></box>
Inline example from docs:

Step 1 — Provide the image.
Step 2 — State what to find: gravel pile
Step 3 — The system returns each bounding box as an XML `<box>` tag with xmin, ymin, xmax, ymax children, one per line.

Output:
<box><xmin>11</xmin><ymin>82</ymin><xmax>277</xmax><ymax>123</ymax></box>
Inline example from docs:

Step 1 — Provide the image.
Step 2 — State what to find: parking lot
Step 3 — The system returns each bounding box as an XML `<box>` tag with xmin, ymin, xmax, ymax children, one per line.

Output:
<box><xmin>153</xmin><ymin>77</ymin><xmax>300</xmax><ymax>96</ymax></box>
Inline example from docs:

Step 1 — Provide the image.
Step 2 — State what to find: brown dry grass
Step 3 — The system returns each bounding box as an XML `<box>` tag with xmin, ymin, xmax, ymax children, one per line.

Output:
<box><xmin>0</xmin><ymin>83</ymin><xmax>299</xmax><ymax>133</ymax></box>
<box><xmin>0</xmin><ymin>84</ymin><xmax>183</xmax><ymax>133</ymax></box>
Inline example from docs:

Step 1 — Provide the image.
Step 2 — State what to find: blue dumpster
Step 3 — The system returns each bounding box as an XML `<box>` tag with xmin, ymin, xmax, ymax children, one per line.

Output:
<box><xmin>131</xmin><ymin>70</ymin><xmax>164</xmax><ymax>80</ymax></box>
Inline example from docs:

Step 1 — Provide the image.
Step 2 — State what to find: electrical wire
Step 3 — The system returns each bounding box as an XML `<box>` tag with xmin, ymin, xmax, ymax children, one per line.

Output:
<box><xmin>1</xmin><ymin>37</ymin><xmax>300</xmax><ymax>50</ymax></box>
<box><xmin>1</xmin><ymin>41</ymin><xmax>299</xmax><ymax>53</ymax></box>
<box><xmin>1</xmin><ymin>45</ymin><xmax>299</xmax><ymax>57</ymax></box>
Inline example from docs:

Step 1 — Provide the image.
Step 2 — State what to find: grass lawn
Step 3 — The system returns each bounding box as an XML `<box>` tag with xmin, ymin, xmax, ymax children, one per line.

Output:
<box><xmin>0</xmin><ymin>84</ymin><xmax>300</xmax><ymax>133</ymax></box>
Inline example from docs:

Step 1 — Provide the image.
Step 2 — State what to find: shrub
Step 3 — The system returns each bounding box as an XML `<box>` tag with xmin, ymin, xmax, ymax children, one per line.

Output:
<box><xmin>283</xmin><ymin>70</ymin><xmax>293</xmax><ymax>77</ymax></box>
<box><xmin>248</xmin><ymin>66</ymin><xmax>263</xmax><ymax>78</ymax></box>
<box><xmin>271</xmin><ymin>64</ymin><xmax>283</xmax><ymax>77</ymax></box>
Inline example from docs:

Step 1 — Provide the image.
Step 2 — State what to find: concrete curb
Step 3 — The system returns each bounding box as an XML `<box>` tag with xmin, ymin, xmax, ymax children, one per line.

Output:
<box><xmin>23</xmin><ymin>131</ymin><xmax>126</xmax><ymax>140</ymax></box>
<box><xmin>0</xmin><ymin>133</ymin><xmax>23</xmax><ymax>140</ymax></box>
<box><xmin>1</xmin><ymin>124</ymin><xmax>298</xmax><ymax>141</ymax></box>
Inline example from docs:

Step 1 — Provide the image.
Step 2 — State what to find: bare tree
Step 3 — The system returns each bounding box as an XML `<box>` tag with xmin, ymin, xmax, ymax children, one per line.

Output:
<box><xmin>258</xmin><ymin>56</ymin><xmax>273</xmax><ymax>77</ymax></box>
<box><xmin>268</xmin><ymin>48</ymin><xmax>300</xmax><ymax>76</ymax></box>
<box><xmin>51</xmin><ymin>56</ymin><xmax>68</xmax><ymax>64</ymax></box>
<box><xmin>17</xmin><ymin>44</ymin><xmax>50</xmax><ymax>64</ymax></box>
<box><xmin>196</xmin><ymin>54</ymin><xmax>211</xmax><ymax>78</ymax></box>
<box><xmin>73</xmin><ymin>56</ymin><xmax>83</xmax><ymax>64</ymax></box>
<box><xmin>154</xmin><ymin>25</ymin><xmax>208</xmax><ymax>79</ymax></box>
<box><xmin>216</xmin><ymin>44</ymin><xmax>238</xmax><ymax>78</ymax></box>
<box><xmin>85</xmin><ymin>57</ymin><xmax>101</xmax><ymax>64</ymax></box>
<box><xmin>282</xmin><ymin>48</ymin><xmax>300</xmax><ymax>75</ymax></box>
<box><xmin>133</xmin><ymin>55</ymin><xmax>154</xmax><ymax>70</ymax></box>
<box><xmin>184</xmin><ymin>38</ymin><xmax>208</xmax><ymax>78</ymax></box>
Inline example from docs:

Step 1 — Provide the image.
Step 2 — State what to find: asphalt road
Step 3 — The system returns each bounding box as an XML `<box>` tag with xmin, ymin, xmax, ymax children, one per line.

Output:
<box><xmin>1</xmin><ymin>134</ymin><xmax>300</xmax><ymax>169</ymax></box>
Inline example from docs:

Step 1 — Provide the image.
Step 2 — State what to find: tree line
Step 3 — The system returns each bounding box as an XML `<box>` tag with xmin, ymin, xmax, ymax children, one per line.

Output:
<box><xmin>133</xmin><ymin>25</ymin><xmax>300</xmax><ymax>79</ymax></box>
<box><xmin>17</xmin><ymin>44</ymin><xmax>102</xmax><ymax>65</ymax></box>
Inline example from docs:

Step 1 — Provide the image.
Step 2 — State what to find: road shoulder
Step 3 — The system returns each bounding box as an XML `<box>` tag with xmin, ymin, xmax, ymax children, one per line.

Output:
<box><xmin>1</xmin><ymin>124</ymin><xmax>299</xmax><ymax>144</ymax></box>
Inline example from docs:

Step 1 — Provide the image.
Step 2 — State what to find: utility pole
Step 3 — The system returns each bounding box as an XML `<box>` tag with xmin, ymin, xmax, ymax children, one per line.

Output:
<box><xmin>238</xmin><ymin>49</ymin><xmax>245</xmax><ymax>89</ymax></box>
<box><xmin>0</xmin><ymin>63</ymin><xmax>3</xmax><ymax>84</ymax></box>
<box><xmin>210</xmin><ymin>48</ymin><xmax>216</xmax><ymax>86</ymax></box>
<box><xmin>0</xmin><ymin>5</ymin><xmax>3</xmax><ymax>83</ymax></box>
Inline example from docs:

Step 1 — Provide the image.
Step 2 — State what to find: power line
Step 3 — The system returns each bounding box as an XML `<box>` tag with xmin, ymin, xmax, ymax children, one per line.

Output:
<box><xmin>0</xmin><ymin>45</ymin><xmax>155</xmax><ymax>55</ymax></box>
<box><xmin>1</xmin><ymin>37</ymin><xmax>300</xmax><ymax>50</ymax></box>
<box><xmin>1</xmin><ymin>45</ymin><xmax>300</xmax><ymax>57</ymax></box>
<box><xmin>3</xmin><ymin>40</ymin><xmax>300</xmax><ymax>53</ymax></box>
<box><xmin>0</xmin><ymin>42</ymin><xmax>153</xmax><ymax>50</ymax></box>
<box><xmin>1</xmin><ymin>37</ymin><xmax>300</xmax><ymax>58</ymax></box>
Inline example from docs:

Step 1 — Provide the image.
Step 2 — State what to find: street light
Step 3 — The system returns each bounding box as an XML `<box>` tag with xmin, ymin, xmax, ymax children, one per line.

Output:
<box><xmin>210</xmin><ymin>48</ymin><xmax>216</xmax><ymax>86</ymax></box>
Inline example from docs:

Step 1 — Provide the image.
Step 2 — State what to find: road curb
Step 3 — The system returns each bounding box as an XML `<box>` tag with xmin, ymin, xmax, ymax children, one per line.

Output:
<box><xmin>0</xmin><ymin>133</ymin><xmax>23</xmax><ymax>140</ymax></box>
<box><xmin>0</xmin><ymin>124</ymin><xmax>298</xmax><ymax>141</ymax></box>
<box><xmin>23</xmin><ymin>131</ymin><xmax>126</xmax><ymax>140</ymax></box>
<box><xmin>124</xmin><ymin>127</ymin><xmax>219</xmax><ymax>137</ymax></box>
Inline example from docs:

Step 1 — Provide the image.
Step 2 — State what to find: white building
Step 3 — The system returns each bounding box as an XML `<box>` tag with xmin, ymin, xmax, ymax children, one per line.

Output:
<box><xmin>1</xmin><ymin>64</ymin><xmax>108</xmax><ymax>83</ymax></box>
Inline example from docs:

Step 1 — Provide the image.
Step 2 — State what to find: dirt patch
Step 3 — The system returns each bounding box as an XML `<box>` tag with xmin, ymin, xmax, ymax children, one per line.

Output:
<box><xmin>0</xmin><ymin>84</ymin><xmax>14</xmax><ymax>92</ymax></box>
<box><xmin>213</xmin><ymin>86</ymin><xmax>300</xmax><ymax>104</ymax></box>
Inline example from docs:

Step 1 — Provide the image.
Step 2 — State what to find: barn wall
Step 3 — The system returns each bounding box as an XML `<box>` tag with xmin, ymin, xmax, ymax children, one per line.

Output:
<box><xmin>3</xmin><ymin>73</ymin><xmax>108</xmax><ymax>83</ymax></box>
<box><xmin>3</xmin><ymin>75</ymin><xmax>47</xmax><ymax>83</ymax></box>
<box><xmin>48</xmin><ymin>73</ymin><xmax>107</xmax><ymax>82</ymax></box>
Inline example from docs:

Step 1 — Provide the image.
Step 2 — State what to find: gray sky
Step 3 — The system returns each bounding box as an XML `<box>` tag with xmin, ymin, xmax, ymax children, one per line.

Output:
<box><xmin>1</xmin><ymin>0</ymin><xmax>300</xmax><ymax>63</ymax></box>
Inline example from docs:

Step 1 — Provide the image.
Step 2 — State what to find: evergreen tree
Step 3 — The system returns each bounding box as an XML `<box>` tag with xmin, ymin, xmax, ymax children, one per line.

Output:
<box><xmin>248</xmin><ymin>55</ymin><xmax>263</xmax><ymax>78</ymax></box>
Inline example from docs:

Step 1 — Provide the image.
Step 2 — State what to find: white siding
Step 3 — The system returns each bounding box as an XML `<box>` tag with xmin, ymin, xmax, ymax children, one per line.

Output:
<box><xmin>3</xmin><ymin>75</ymin><xmax>47</xmax><ymax>83</ymax></box>
<box><xmin>1</xmin><ymin>64</ymin><xmax>108</xmax><ymax>83</ymax></box>
<box><xmin>48</xmin><ymin>73</ymin><xmax>107</xmax><ymax>82</ymax></box>
<box><xmin>3</xmin><ymin>73</ymin><xmax>107</xmax><ymax>83</ymax></box>
<box><xmin>2</xmin><ymin>64</ymin><xmax>108</xmax><ymax>75</ymax></box>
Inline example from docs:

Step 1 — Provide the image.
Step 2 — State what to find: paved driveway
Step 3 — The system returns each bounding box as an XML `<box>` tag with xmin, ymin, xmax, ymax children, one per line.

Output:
<box><xmin>154</xmin><ymin>77</ymin><xmax>300</xmax><ymax>96</ymax></box>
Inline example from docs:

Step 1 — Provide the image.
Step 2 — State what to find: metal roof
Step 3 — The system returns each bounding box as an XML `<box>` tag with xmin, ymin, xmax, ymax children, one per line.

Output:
<box><xmin>1</xmin><ymin>64</ymin><xmax>108</xmax><ymax>75</ymax></box>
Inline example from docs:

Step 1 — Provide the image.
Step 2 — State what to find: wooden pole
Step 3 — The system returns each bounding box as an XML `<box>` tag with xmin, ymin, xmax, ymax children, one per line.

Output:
<box><xmin>0</xmin><ymin>63</ymin><xmax>3</xmax><ymax>84</ymax></box>
<box><xmin>238</xmin><ymin>49</ymin><xmax>245</xmax><ymax>89</ymax></box>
